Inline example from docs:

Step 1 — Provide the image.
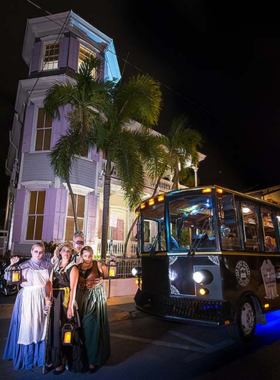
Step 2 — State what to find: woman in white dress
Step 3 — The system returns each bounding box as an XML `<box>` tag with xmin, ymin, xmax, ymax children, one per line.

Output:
<box><xmin>3</xmin><ymin>243</ymin><xmax>53</xmax><ymax>370</ymax></box>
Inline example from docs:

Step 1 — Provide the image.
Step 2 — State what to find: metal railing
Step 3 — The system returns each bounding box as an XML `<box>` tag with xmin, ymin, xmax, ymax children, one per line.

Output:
<box><xmin>110</xmin><ymin>258</ymin><xmax>141</xmax><ymax>278</ymax></box>
<box><xmin>96</xmin><ymin>241</ymin><xmax>138</xmax><ymax>257</ymax></box>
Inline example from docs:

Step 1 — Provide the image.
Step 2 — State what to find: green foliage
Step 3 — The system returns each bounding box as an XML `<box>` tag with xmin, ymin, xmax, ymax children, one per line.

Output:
<box><xmin>43</xmin><ymin>241</ymin><xmax>57</xmax><ymax>253</ymax></box>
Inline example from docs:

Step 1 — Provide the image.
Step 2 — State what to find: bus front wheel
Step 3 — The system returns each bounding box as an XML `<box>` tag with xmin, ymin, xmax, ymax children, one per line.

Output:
<box><xmin>228</xmin><ymin>296</ymin><xmax>256</xmax><ymax>342</ymax></box>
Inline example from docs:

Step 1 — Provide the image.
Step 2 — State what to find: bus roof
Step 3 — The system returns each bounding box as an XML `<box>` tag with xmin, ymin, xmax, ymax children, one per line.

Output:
<box><xmin>136</xmin><ymin>185</ymin><xmax>280</xmax><ymax>212</ymax></box>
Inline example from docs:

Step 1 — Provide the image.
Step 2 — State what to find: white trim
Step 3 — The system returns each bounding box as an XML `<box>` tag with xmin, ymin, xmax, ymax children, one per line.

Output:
<box><xmin>21</xmin><ymin>180</ymin><xmax>52</xmax><ymax>190</ymax></box>
<box><xmin>18</xmin><ymin>152</ymin><xmax>25</xmax><ymax>189</ymax></box>
<box><xmin>62</xmin><ymin>183</ymin><xmax>94</xmax><ymax>196</ymax></box>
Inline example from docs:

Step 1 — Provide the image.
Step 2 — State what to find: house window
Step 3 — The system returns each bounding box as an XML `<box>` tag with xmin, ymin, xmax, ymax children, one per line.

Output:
<box><xmin>42</xmin><ymin>42</ymin><xmax>59</xmax><ymax>71</ymax></box>
<box><xmin>35</xmin><ymin>108</ymin><xmax>52</xmax><ymax>151</ymax></box>
<box><xmin>26</xmin><ymin>191</ymin><xmax>46</xmax><ymax>240</ymax></box>
<box><xmin>78</xmin><ymin>44</ymin><xmax>96</xmax><ymax>77</ymax></box>
<box><xmin>65</xmin><ymin>194</ymin><xmax>85</xmax><ymax>241</ymax></box>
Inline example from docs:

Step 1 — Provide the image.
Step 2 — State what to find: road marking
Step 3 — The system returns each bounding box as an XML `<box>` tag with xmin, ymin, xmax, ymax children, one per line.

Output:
<box><xmin>110</xmin><ymin>332</ymin><xmax>234</xmax><ymax>353</ymax></box>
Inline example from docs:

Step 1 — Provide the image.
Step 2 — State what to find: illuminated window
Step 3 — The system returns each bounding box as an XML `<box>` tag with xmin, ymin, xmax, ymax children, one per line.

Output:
<box><xmin>78</xmin><ymin>44</ymin><xmax>96</xmax><ymax>77</ymax></box>
<box><xmin>241</xmin><ymin>202</ymin><xmax>261</xmax><ymax>252</ymax></box>
<box><xmin>65</xmin><ymin>194</ymin><xmax>85</xmax><ymax>241</ymax></box>
<box><xmin>26</xmin><ymin>191</ymin><xmax>45</xmax><ymax>240</ymax></box>
<box><xmin>42</xmin><ymin>42</ymin><xmax>59</xmax><ymax>71</ymax></box>
<box><xmin>261</xmin><ymin>207</ymin><xmax>277</xmax><ymax>252</ymax></box>
<box><xmin>35</xmin><ymin>108</ymin><xmax>52</xmax><ymax>151</ymax></box>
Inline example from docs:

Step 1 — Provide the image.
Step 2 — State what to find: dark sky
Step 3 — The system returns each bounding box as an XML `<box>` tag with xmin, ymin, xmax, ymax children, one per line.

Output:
<box><xmin>1</xmin><ymin>1</ymin><xmax>280</xmax><ymax>219</ymax></box>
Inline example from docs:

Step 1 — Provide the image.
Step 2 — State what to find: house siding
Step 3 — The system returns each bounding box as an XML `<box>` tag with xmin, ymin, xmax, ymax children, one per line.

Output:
<box><xmin>21</xmin><ymin>153</ymin><xmax>55</xmax><ymax>182</ymax></box>
<box><xmin>69</xmin><ymin>158</ymin><xmax>96</xmax><ymax>189</ymax></box>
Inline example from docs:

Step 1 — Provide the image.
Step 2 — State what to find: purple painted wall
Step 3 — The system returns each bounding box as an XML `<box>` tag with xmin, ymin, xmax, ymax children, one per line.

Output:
<box><xmin>91</xmin><ymin>146</ymin><xmax>101</xmax><ymax>162</ymax></box>
<box><xmin>41</xmin><ymin>188</ymin><xmax>57</xmax><ymax>242</ymax></box>
<box><xmin>12</xmin><ymin>189</ymin><xmax>27</xmax><ymax>243</ymax></box>
<box><xmin>58</xmin><ymin>37</ymin><xmax>69</xmax><ymax>68</ymax></box>
<box><xmin>22</xmin><ymin>105</ymin><xmax>35</xmax><ymax>153</ymax></box>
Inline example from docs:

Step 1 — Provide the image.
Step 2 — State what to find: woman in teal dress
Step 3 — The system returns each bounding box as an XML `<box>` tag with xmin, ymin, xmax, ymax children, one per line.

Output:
<box><xmin>77</xmin><ymin>246</ymin><xmax>110</xmax><ymax>373</ymax></box>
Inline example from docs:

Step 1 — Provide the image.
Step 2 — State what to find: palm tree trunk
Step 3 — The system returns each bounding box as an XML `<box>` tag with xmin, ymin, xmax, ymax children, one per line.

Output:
<box><xmin>172</xmin><ymin>160</ymin><xmax>180</xmax><ymax>190</ymax></box>
<box><xmin>124</xmin><ymin>217</ymin><xmax>137</xmax><ymax>258</ymax></box>
<box><xmin>65</xmin><ymin>171</ymin><xmax>78</xmax><ymax>232</ymax></box>
<box><xmin>101</xmin><ymin>160</ymin><xmax>111</xmax><ymax>260</ymax></box>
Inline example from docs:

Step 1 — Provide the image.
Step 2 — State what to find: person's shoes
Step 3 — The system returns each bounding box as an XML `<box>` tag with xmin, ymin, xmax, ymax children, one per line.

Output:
<box><xmin>53</xmin><ymin>366</ymin><xmax>65</xmax><ymax>375</ymax></box>
<box><xmin>89</xmin><ymin>366</ymin><xmax>99</xmax><ymax>374</ymax></box>
<box><xmin>45</xmin><ymin>365</ymin><xmax>54</xmax><ymax>373</ymax></box>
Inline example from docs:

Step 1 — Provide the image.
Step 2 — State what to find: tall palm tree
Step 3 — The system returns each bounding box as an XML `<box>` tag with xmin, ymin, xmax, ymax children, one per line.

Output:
<box><xmin>44</xmin><ymin>57</ymin><xmax>114</xmax><ymax>231</ymax></box>
<box><xmin>99</xmin><ymin>75</ymin><xmax>163</xmax><ymax>259</ymax></box>
<box><xmin>152</xmin><ymin>115</ymin><xmax>202</xmax><ymax>195</ymax></box>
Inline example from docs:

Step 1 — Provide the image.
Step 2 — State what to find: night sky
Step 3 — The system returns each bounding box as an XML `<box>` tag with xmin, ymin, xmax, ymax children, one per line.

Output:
<box><xmin>1</xmin><ymin>1</ymin><xmax>280</xmax><ymax>223</ymax></box>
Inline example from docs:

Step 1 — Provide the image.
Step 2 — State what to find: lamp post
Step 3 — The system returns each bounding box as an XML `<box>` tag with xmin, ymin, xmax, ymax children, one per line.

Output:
<box><xmin>107</xmin><ymin>259</ymin><xmax>117</xmax><ymax>299</ymax></box>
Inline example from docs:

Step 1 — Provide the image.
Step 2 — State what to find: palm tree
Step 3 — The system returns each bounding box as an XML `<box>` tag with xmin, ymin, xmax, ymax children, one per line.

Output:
<box><xmin>44</xmin><ymin>57</ymin><xmax>114</xmax><ymax>231</ymax></box>
<box><xmin>152</xmin><ymin>115</ymin><xmax>202</xmax><ymax>195</ymax></box>
<box><xmin>99</xmin><ymin>75</ymin><xmax>163</xmax><ymax>259</ymax></box>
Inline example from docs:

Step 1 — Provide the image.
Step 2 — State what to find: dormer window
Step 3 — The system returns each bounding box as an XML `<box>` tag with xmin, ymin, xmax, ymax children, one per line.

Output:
<box><xmin>78</xmin><ymin>44</ymin><xmax>96</xmax><ymax>77</ymax></box>
<box><xmin>42</xmin><ymin>42</ymin><xmax>59</xmax><ymax>71</ymax></box>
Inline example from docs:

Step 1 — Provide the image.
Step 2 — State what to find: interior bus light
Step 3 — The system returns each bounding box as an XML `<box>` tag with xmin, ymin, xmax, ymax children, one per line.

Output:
<box><xmin>202</xmin><ymin>188</ymin><xmax>212</xmax><ymax>193</ymax></box>
<box><xmin>148</xmin><ymin>199</ymin><xmax>155</xmax><ymax>206</ymax></box>
<box><xmin>216</xmin><ymin>188</ymin><xmax>223</xmax><ymax>194</ymax></box>
<box><xmin>193</xmin><ymin>270</ymin><xmax>213</xmax><ymax>285</ymax></box>
<box><xmin>158</xmin><ymin>195</ymin><xmax>165</xmax><ymax>202</ymax></box>
<box><xmin>135</xmin><ymin>211</ymin><xmax>140</xmax><ymax>217</ymax></box>
<box><xmin>199</xmin><ymin>288</ymin><xmax>209</xmax><ymax>296</ymax></box>
<box><xmin>264</xmin><ymin>303</ymin><xmax>270</xmax><ymax>309</ymax></box>
<box><xmin>140</xmin><ymin>203</ymin><xmax>146</xmax><ymax>209</ymax></box>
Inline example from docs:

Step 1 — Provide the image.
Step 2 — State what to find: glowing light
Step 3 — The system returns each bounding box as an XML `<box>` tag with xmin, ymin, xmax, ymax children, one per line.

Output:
<box><xmin>12</xmin><ymin>272</ymin><xmax>19</xmax><ymax>282</ymax></box>
<box><xmin>202</xmin><ymin>188</ymin><xmax>212</xmax><ymax>193</ymax></box>
<box><xmin>158</xmin><ymin>195</ymin><xmax>165</xmax><ymax>202</ymax></box>
<box><xmin>242</xmin><ymin>207</ymin><xmax>251</xmax><ymax>214</ymax></box>
<box><xmin>224</xmin><ymin>320</ymin><xmax>230</xmax><ymax>325</ymax></box>
<box><xmin>135</xmin><ymin>211</ymin><xmax>140</xmax><ymax>217</ymax></box>
<box><xmin>193</xmin><ymin>272</ymin><xmax>204</xmax><ymax>284</ymax></box>
<box><xmin>216</xmin><ymin>188</ymin><xmax>223</xmax><ymax>194</ymax></box>
<box><xmin>264</xmin><ymin>303</ymin><xmax>270</xmax><ymax>309</ymax></box>
<box><xmin>148</xmin><ymin>199</ymin><xmax>155</xmax><ymax>206</ymax></box>
<box><xmin>140</xmin><ymin>203</ymin><xmax>146</xmax><ymax>209</ymax></box>
<box><xmin>63</xmin><ymin>332</ymin><xmax>72</xmax><ymax>344</ymax></box>
<box><xmin>199</xmin><ymin>288</ymin><xmax>209</xmax><ymax>296</ymax></box>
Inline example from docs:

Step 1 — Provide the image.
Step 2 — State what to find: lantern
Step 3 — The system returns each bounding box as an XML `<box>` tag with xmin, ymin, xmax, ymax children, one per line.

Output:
<box><xmin>108</xmin><ymin>260</ymin><xmax>117</xmax><ymax>278</ymax></box>
<box><xmin>62</xmin><ymin>323</ymin><xmax>75</xmax><ymax>346</ymax></box>
<box><xmin>6</xmin><ymin>263</ymin><xmax>22</xmax><ymax>285</ymax></box>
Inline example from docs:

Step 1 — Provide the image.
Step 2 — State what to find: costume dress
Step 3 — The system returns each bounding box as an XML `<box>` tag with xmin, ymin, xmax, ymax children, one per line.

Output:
<box><xmin>77</xmin><ymin>261</ymin><xmax>110</xmax><ymax>367</ymax></box>
<box><xmin>3</xmin><ymin>259</ymin><xmax>51</xmax><ymax>370</ymax></box>
<box><xmin>46</xmin><ymin>260</ymin><xmax>84</xmax><ymax>372</ymax></box>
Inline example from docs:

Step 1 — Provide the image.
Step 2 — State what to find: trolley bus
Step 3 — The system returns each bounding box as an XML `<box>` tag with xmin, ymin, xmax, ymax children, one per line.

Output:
<box><xmin>132</xmin><ymin>185</ymin><xmax>280</xmax><ymax>341</ymax></box>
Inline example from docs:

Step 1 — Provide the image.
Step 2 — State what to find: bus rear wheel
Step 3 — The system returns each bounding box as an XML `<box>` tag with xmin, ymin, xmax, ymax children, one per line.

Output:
<box><xmin>228</xmin><ymin>297</ymin><xmax>256</xmax><ymax>342</ymax></box>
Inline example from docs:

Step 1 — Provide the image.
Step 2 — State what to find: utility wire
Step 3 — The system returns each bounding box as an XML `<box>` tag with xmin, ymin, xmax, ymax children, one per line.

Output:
<box><xmin>26</xmin><ymin>0</ymin><xmax>227</xmax><ymax>126</ymax></box>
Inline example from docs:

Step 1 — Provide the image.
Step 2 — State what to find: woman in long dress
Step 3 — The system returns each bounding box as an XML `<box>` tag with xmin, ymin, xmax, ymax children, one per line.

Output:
<box><xmin>3</xmin><ymin>242</ymin><xmax>53</xmax><ymax>370</ymax></box>
<box><xmin>46</xmin><ymin>242</ymin><xmax>84</xmax><ymax>374</ymax></box>
<box><xmin>77</xmin><ymin>245</ymin><xmax>110</xmax><ymax>373</ymax></box>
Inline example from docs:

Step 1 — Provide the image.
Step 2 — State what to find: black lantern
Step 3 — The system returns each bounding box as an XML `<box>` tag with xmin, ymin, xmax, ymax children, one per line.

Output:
<box><xmin>62</xmin><ymin>323</ymin><xmax>75</xmax><ymax>346</ymax></box>
<box><xmin>6</xmin><ymin>263</ymin><xmax>22</xmax><ymax>285</ymax></box>
<box><xmin>108</xmin><ymin>260</ymin><xmax>117</xmax><ymax>278</ymax></box>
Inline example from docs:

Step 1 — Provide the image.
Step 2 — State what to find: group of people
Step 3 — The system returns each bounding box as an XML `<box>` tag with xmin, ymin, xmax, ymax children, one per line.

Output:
<box><xmin>3</xmin><ymin>232</ymin><xmax>110</xmax><ymax>374</ymax></box>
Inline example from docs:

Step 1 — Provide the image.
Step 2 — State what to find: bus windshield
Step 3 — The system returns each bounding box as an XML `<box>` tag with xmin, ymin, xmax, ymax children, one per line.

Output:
<box><xmin>142</xmin><ymin>202</ymin><xmax>166</xmax><ymax>253</ymax></box>
<box><xmin>168</xmin><ymin>194</ymin><xmax>217</xmax><ymax>252</ymax></box>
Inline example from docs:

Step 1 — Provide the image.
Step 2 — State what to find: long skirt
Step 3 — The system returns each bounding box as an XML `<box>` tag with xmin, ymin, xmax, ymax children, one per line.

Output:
<box><xmin>77</xmin><ymin>283</ymin><xmax>110</xmax><ymax>367</ymax></box>
<box><xmin>3</xmin><ymin>288</ymin><xmax>45</xmax><ymax>370</ymax></box>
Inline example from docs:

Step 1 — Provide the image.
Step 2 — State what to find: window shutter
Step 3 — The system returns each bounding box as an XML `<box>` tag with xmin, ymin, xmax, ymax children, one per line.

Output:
<box><xmin>41</xmin><ymin>188</ymin><xmax>56</xmax><ymax>242</ymax></box>
<box><xmin>68</xmin><ymin>37</ymin><xmax>79</xmax><ymax>71</ymax></box>
<box><xmin>22</xmin><ymin>105</ymin><xmax>35</xmax><ymax>153</ymax></box>
<box><xmin>113</xmin><ymin>225</ymin><xmax>117</xmax><ymax>240</ymax></box>
<box><xmin>91</xmin><ymin>146</ymin><xmax>100</xmax><ymax>162</ymax></box>
<box><xmin>12</xmin><ymin>189</ymin><xmax>27</xmax><ymax>243</ymax></box>
<box><xmin>50</xmin><ymin>104</ymin><xmax>71</xmax><ymax>149</ymax></box>
<box><xmin>58</xmin><ymin>37</ymin><xmax>69</xmax><ymax>68</ymax></box>
<box><xmin>117</xmin><ymin>219</ymin><xmax>124</xmax><ymax>241</ymax></box>
<box><xmin>53</xmin><ymin>189</ymin><xmax>68</xmax><ymax>241</ymax></box>
<box><xmin>86</xmin><ymin>194</ymin><xmax>98</xmax><ymax>245</ymax></box>
<box><xmin>30</xmin><ymin>41</ymin><xmax>43</xmax><ymax>72</ymax></box>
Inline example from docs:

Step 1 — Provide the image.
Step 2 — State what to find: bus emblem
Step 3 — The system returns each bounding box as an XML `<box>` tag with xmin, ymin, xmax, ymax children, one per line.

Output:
<box><xmin>235</xmin><ymin>260</ymin><xmax>251</xmax><ymax>287</ymax></box>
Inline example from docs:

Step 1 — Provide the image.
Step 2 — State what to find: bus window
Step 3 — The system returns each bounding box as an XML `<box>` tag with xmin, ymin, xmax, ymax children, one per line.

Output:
<box><xmin>219</xmin><ymin>194</ymin><xmax>241</xmax><ymax>250</ymax></box>
<box><xmin>241</xmin><ymin>202</ymin><xmax>261</xmax><ymax>252</ymax></box>
<box><xmin>261</xmin><ymin>207</ymin><xmax>277</xmax><ymax>252</ymax></box>
<box><xmin>142</xmin><ymin>203</ymin><xmax>166</xmax><ymax>252</ymax></box>
<box><xmin>168</xmin><ymin>194</ymin><xmax>217</xmax><ymax>251</ymax></box>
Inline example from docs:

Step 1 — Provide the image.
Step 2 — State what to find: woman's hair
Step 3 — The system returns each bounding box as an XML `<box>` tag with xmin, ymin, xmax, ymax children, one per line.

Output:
<box><xmin>31</xmin><ymin>242</ymin><xmax>45</xmax><ymax>251</ymax></box>
<box><xmin>80</xmin><ymin>245</ymin><xmax>94</xmax><ymax>257</ymax></box>
<box><xmin>58</xmin><ymin>242</ymin><xmax>73</xmax><ymax>253</ymax></box>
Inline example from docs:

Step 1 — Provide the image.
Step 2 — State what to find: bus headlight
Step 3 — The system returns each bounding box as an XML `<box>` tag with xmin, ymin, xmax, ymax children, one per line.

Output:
<box><xmin>132</xmin><ymin>267</ymin><xmax>142</xmax><ymax>277</ymax></box>
<box><xmin>193</xmin><ymin>270</ymin><xmax>213</xmax><ymax>285</ymax></box>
